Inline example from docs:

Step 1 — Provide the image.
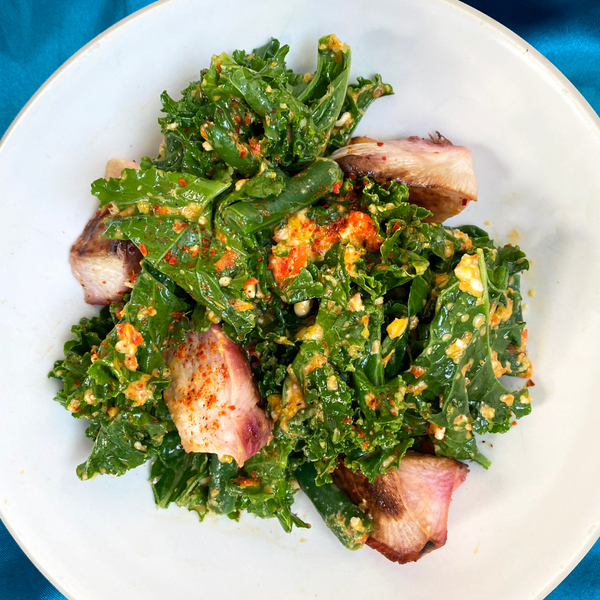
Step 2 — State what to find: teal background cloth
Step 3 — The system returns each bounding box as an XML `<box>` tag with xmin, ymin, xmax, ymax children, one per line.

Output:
<box><xmin>0</xmin><ymin>0</ymin><xmax>598</xmax><ymax>598</ymax></box>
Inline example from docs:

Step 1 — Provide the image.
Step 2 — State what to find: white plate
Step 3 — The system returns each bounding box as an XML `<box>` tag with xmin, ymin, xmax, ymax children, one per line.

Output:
<box><xmin>1</xmin><ymin>0</ymin><xmax>600</xmax><ymax>598</ymax></box>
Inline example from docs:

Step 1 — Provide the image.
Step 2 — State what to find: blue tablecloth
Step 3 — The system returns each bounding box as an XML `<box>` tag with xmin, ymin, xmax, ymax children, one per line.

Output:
<box><xmin>1</xmin><ymin>1</ymin><xmax>598</xmax><ymax>598</ymax></box>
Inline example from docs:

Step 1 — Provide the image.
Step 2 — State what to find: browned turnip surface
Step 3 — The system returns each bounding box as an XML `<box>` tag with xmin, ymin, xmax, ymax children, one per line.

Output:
<box><xmin>334</xmin><ymin>452</ymin><xmax>468</xmax><ymax>563</ymax></box>
<box><xmin>69</xmin><ymin>159</ymin><xmax>142</xmax><ymax>305</ymax></box>
<box><xmin>163</xmin><ymin>325</ymin><xmax>273</xmax><ymax>466</ymax></box>
<box><xmin>330</xmin><ymin>134</ymin><xmax>477</xmax><ymax>223</ymax></box>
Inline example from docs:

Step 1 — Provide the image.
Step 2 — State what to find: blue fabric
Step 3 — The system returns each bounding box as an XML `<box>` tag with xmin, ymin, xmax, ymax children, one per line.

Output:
<box><xmin>0</xmin><ymin>1</ymin><xmax>598</xmax><ymax>598</ymax></box>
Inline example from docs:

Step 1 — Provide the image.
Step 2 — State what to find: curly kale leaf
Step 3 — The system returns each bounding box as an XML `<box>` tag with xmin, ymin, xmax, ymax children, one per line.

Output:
<box><xmin>50</xmin><ymin>265</ymin><xmax>192</xmax><ymax>479</ymax></box>
<box><xmin>77</xmin><ymin>403</ymin><xmax>171</xmax><ymax>480</ymax></box>
<box><xmin>150</xmin><ymin>431</ymin><xmax>211</xmax><ymax>518</ymax></box>
<box><xmin>327</xmin><ymin>75</ymin><xmax>394</xmax><ymax>151</ymax></box>
<box><xmin>49</xmin><ymin>307</ymin><xmax>114</xmax><ymax>411</ymax></box>
<box><xmin>204</xmin><ymin>437</ymin><xmax>308</xmax><ymax>532</ymax></box>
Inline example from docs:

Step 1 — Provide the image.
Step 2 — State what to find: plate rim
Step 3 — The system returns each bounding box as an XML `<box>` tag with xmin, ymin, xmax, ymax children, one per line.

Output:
<box><xmin>1</xmin><ymin>1</ymin><xmax>599</xmax><ymax>599</ymax></box>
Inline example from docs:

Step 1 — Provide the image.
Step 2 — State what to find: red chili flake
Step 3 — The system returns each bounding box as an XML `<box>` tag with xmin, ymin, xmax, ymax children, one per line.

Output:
<box><xmin>210</xmin><ymin>248</ymin><xmax>216</xmax><ymax>256</ymax></box>
<box><xmin>228</xmin><ymin>405</ymin><xmax>236</xmax><ymax>410</ymax></box>
<box><xmin>257</xmin><ymin>256</ymin><xmax>262</xmax><ymax>262</ymax></box>
<box><xmin>332</xmin><ymin>181</ymin><xmax>342</xmax><ymax>194</ymax></box>
<box><xmin>248</xmin><ymin>137</ymin><xmax>261</xmax><ymax>154</ymax></box>
<box><xmin>244</xmin><ymin>113</ymin><xmax>252</xmax><ymax>126</ymax></box>
<box><xmin>129</xmin><ymin>328</ymin><xmax>144</xmax><ymax>346</ymax></box>
<box><xmin>179</xmin><ymin>178</ymin><xmax>187</xmax><ymax>187</ymax></box>
<box><xmin>182</xmin><ymin>128</ymin><xmax>189</xmax><ymax>133</ymax></box>
<box><xmin>526</xmin><ymin>379</ymin><xmax>535</xmax><ymax>387</ymax></box>
<box><xmin>512</xmin><ymin>421</ymin><xmax>518</xmax><ymax>426</ymax></box>
<box><xmin>376</xmin><ymin>142</ymin><xmax>384</xmax><ymax>147</ymax></box>
<box><xmin>410</xmin><ymin>365</ymin><xmax>427</xmax><ymax>379</ymax></box>
<box><xmin>214</xmin><ymin>249</ymin><xmax>238</xmax><ymax>271</ymax></box>
<box><xmin>462</xmin><ymin>198</ymin><xmax>468</xmax><ymax>206</ymax></box>
<box><xmin>381</xmin><ymin>156</ymin><xmax>387</xmax><ymax>161</ymax></box>
<box><xmin>163</xmin><ymin>250</ymin><xmax>177</xmax><ymax>265</ymax></box>
<box><xmin>139</xmin><ymin>244</ymin><xmax>148</xmax><ymax>256</ymax></box>
<box><xmin>349</xmin><ymin>173</ymin><xmax>357</xmax><ymax>180</ymax></box>
<box><xmin>232</xmin><ymin>477</ymin><xmax>259</xmax><ymax>488</ymax></box>
<box><xmin>239</xmin><ymin>146</ymin><xmax>248</xmax><ymax>159</ymax></box>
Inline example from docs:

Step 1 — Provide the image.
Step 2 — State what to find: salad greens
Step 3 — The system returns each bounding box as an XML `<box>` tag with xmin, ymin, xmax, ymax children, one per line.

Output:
<box><xmin>50</xmin><ymin>35</ymin><xmax>532</xmax><ymax>551</ymax></box>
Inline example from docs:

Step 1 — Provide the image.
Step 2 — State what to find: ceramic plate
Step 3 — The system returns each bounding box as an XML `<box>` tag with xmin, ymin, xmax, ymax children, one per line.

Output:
<box><xmin>1</xmin><ymin>0</ymin><xmax>600</xmax><ymax>598</ymax></box>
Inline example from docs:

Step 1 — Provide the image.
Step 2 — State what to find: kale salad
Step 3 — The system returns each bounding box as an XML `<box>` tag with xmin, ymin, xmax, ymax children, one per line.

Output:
<box><xmin>50</xmin><ymin>35</ymin><xmax>533</xmax><ymax>554</ymax></box>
